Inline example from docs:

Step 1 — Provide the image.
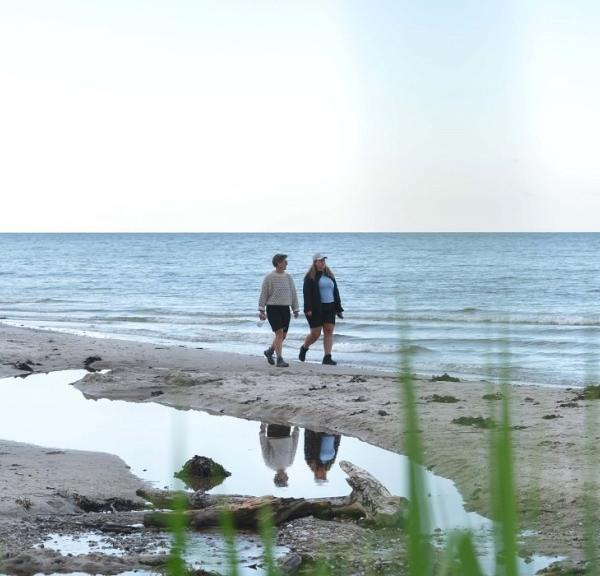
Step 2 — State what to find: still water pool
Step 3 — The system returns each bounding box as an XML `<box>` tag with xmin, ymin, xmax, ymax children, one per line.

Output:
<box><xmin>0</xmin><ymin>370</ymin><xmax>561</xmax><ymax>575</ymax></box>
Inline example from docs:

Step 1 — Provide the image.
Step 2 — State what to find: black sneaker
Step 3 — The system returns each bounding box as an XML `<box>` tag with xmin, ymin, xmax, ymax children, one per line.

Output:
<box><xmin>322</xmin><ymin>354</ymin><xmax>337</xmax><ymax>366</ymax></box>
<box><xmin>299</xmin><ymin>345</ymin><xmax>308</xmax><ymax>362</ymax></box>
<box><xmin>264</xmin><ymin>348</ymin><xmax>275</xmax><ymax>365</ymax></box>
<box><xmin>276</xmin><ymin>357</ymin><xmax>289</xmax><ymax>368</ymax></box>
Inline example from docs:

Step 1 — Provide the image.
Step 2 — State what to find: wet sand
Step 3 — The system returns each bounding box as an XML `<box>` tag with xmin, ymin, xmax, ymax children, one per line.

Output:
<box><xmin>0</xmin><ymin>322</ymin><xmax>593</xmax><ymax>572</ymax></box>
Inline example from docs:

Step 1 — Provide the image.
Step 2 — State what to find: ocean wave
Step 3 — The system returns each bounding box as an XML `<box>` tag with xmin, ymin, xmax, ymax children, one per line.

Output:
<box><xmin>333</xmin><ymin>342</ymin><xmax>432</xmax><ymax>354</ymax></box>
<box><xmin>385</xmin><ymin>312</ymin><xmax>600</xmax><ymax>328</ymax></box>
<box><xmin>4</xmin><ymin>305</ymin><xmax>600</xmax><ymax>330</ymax></box>
<box><xmin>0</xmin><ymin>300</ymin><xmax>70</xmax><ymax>308</ymax></box>
<box><xmin>345</xmin><ymin>307</ymin><xmax>600</xmax><ymax>327</ymax></box>
<box><xmin>100</xmin><ymin>316</ymin><xmax>156</xmax><ymax>323</ymax></box>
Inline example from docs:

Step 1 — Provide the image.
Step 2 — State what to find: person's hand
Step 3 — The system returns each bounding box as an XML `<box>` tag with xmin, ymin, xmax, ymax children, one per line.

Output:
<box><xmin>337</xmin><ymin>312</ymin><xmax>344</xmax><ymax>319</ymax></box>
<box><xmin>259</xmin><ymin>311</ymin><xmax>266</xmax><ymax>321</ymax></box>
<box><xmin>305</xmin><ymin>310</ymin><xmax>312</xmax><ymax>317</ymax></box>
<box><xmin>260</xmin><ymin>423</ymin><xmax>267</xmax><ymax>433</ymax></box>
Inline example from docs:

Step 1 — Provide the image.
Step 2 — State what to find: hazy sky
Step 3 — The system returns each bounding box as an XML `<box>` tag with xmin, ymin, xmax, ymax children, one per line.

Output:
<box><xmin>1</xmin><ymin>1</ymin><xmax>599</xmax><ymax>232</ymax></box>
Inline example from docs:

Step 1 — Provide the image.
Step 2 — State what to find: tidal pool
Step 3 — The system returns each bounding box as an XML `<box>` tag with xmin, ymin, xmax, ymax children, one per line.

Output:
<box><xmin>0</xmin><ymin>370</ymin><xmax>561</xmax><ymax>575</ymax></box>
<box><xmin>38</xmin><ymin>529</ymin><xmax>281</xmax><ymax>576</ymax></box>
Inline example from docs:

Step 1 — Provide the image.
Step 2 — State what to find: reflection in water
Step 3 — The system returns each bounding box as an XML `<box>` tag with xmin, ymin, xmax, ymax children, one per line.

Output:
<box><xmin>259</xmin><ymin>423</ymin><xmax>299</xmax><ymax>487</ymax></box>
<box><xmin>0</xmin><ymin>370</ymin><xmax>562</xmax><ymax>575</ymax></box>
<box><xmin>303</xmin><ymin>430</ymin><xmax>341</xmax><ymax>484</ymax></box>
<box><xmin>258</xmin><ymin>426</ymin><xmax>342</xmax><ymax>486</ymax></box>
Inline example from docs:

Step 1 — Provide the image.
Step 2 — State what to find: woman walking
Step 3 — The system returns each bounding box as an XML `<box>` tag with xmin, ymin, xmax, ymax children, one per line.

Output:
<box><xmin>258</xmin><ymin>253</ymin><xmax>299</xmax><ymax>367</ymax></box>
<box><xmin>299</xmin><ymin>253</ymin><xmax>344</xmax><ymax>365</ymax></box>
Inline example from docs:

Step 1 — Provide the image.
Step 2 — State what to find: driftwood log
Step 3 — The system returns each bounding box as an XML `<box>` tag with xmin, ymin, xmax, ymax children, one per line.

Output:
<box><xmin>142</xmin><ymin>460</ymin><xmax>405</xmax><ymax>530</ymax></box>
<box><xmin>144</xmin><ymin>495</ymin><xmax>364</xmax><ymax>529</ymax></box>
<box><xmin>339</xmin><ymin>460</ymin><xmax>406</xmax><ymax>526</ymax></box>
<box><xmin>137</xmin><ymin>488</ymin><xmax>241</xmax><ymax>510</ymax></box>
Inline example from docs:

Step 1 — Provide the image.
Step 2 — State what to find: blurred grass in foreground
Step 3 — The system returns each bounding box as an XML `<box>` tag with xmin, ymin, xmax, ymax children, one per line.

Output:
<box><xmin>164</xmin><ymin>343</ymin><xmax>583</xmax><ymax>576</ymax></box>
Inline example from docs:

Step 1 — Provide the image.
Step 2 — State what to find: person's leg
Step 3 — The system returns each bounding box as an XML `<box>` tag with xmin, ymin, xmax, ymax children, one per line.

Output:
<box><xmin>323</xmin><ymin>323</ymin><xmax>334</xmax><ymax>355</ymax></box>
<box><xmin>321</xmin><ymin>304</ymin><xmax>337</xmax><ymax>365</ymax></box>
<box><xmin>266</xmin><ymin>306</ymin><xmax>289</xmax><ymax>366</ymax></box>
<box><xmin>264</xmin><ymin>337</ymin><xmax>275</xmax><ymax>364</ymax></box>
<box><xmin>276</xmin><ymin>328</ymin><xmax>289</xmax><ymax>367</ymax></box>
<box><xmin>264</xmin><ymin>306</ymin><xmax>278</xmax><ymax>364</ymax></box>
<box><xmin>273</xmin><ymin>329</ymin><xmax>285</xmax><ymax>357</ymax></box>
<box><xmin>300</xmin><ymin>327</ymin><xmax>321</xmax><ymax>361</ymax></box>
<box><xmin>303</xmin><ymin>327</ymin><xmax>322</xmax><ymax>348</ymax></box>
<box><xmin>275</xmin><ymin>308</ymin><xmax>291</xmax><ymax>366</ymax></box>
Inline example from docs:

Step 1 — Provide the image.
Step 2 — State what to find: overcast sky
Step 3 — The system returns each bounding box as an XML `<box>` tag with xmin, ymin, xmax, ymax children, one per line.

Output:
<box><xmin>1</xmin><ymin>1</ymin><xmax>599</xmax><ymax>232</ymax></box>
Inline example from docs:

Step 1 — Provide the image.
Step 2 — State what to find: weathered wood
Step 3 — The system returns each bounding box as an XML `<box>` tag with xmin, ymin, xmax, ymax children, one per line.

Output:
<box><xmin>136</xmin><ymin>488</ymin><xmax>246</xmax><ymax>510</ymax></box>
<box><xmin>143</xmin><ymin>495</ymin><xmax>363</xmax><ymax>529</ymax></box>
<box><xmin>339</xmin><ymin>460</ymin><xmax>406</xmax><ymax>527</ymax></box>
<box><xmin>142</xmin><ymin>460</ymin><xmax>404</xmax><ymax>530</ymax></box>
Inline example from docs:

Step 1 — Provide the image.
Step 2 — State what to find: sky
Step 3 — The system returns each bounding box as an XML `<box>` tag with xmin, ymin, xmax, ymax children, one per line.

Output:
<box><xmin>0</xmin><ymin>1</ymin><xmax>599</xmax><ymax>232</ymax></box>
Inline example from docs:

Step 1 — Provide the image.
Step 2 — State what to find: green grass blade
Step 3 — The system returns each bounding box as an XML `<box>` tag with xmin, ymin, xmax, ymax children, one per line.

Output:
<box><xmin>438</xmin><ymin>531</ymin><xmax>485</xmax><ymax>576</ymax></box>
<box><xmin>400</xmin><ymin>346</ymin><xmax>433</xmax><ymax>576</ymax></box>
<box><xmin>219</xmin><ymin>507</ymin><xmax>240</xmax><ymax>576</ymax></box>
<box><xmin>166</xmin><ymin>491</ymin><xmax>188</xmax><ymax>576</ymax></box>
<box><xmin>455</xmin><ymin>531</ymin><xmax>485</xmax><ymax>576</ymax></box>
<box><xmin>583</xmin><ymin>332</ymin><xmax>599</xmax><ymax>575</ymax></box>
<box><xmin>489</xmin><ymin>343</ymin><xmax>518</xmax><ymax>576</ymax></box>
<box><xmin>258</xmin><ymin>504</ymin><xmax>281</xmax><ymax>576</ymax></box>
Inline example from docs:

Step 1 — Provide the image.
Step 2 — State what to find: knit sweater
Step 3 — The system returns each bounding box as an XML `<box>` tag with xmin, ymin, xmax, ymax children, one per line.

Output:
<box><xmin>259</xmin><ymin>427</ymin><xmax>299</xmax><ymax>471</ymax></box>
<box><xmin>258</xmin><ymin>271</ymin><xmax>299</xmax><ymax>312</ymax></box>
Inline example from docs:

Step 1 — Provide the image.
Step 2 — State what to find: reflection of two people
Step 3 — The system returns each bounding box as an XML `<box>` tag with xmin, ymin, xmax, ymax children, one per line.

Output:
<box><xmin>303</xmin><ymin>429</ymin><xmax>341</xmax><ymax>483</ymax></box>
<box><xmin>259</xmin><ymin>424</ymin><xmax>342</xmax><ymax>486</ymax></box>
<box><xmin>259</xmin><ymin>423</ymin><xmax>299</xmax><ymax>487</ymax></box>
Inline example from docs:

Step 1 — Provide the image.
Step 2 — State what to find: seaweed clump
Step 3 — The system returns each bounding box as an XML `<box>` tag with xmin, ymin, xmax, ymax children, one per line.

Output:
<box><xmin>482</xmin><ymin>392</ymin><xmax>503</xmax><ymax>401</ymax></box>
<box><xmin>583</xmin><ymin>385</ymin><xmax>600</xmax><ymax>400</ymax></box>
<box><xmin>452</xmin><ymin>416</ymin><xmax>495</xmax><ymax>429</ymax></box>
<box><xmin>426</xmin><ymin>394</ymin><xmax>460</xmax><ymax>404</ymax></box>
<box><xmin>430</xmin><ymin>373</ymin><xmax>460</xmax><ymax>383</ymax></box>
<box><xmin>175</xmin><ymin>455</ymin><xmax>231</xmax><ymax>491</ymax></box>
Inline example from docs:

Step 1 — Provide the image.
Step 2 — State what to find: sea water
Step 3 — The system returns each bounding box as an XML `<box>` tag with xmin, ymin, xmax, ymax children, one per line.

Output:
<box><xmin>1</xmin><ymin>232</ymin><xmax>599</xmax><ymax>386</ymax></box>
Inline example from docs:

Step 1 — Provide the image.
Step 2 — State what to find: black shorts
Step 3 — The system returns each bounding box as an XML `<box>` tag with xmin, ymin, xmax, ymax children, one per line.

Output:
<box><xmin>267</xmin><ymin>424</ymin><xmax>291</xmax><ymax>438</ymax></box>
<box><xmin>307</xmin><ymin>302</ymin><xmax>336</xmax><ymax>329</ymax></box>
<box><xmin>266</xmin><ymin>305</ymin><xmax>291</xmax><ymax>332</ymax></box>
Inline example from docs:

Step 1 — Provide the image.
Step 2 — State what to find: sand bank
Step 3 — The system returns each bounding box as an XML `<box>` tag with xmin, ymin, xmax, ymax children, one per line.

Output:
<box><xmin>0</xmin><ymin>323</ymin><xmax>593</xmax><ymax>571</ymax></box>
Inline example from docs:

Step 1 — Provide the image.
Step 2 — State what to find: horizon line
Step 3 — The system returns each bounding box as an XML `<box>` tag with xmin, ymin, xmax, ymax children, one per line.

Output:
<box><xmin>0</xmin><ymin>230</ymin><xmax>599</xmax><ymax>235</ymax></box>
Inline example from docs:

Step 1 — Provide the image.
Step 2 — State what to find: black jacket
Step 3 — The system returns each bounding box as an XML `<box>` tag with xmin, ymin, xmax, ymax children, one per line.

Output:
<box><xmin>304</xmin><ymin>430</ymin><xmax>341</xmax><ymax>468</ymax></box>
<box><xmin>302</xmin><ymin>271</ymin><xmax>344</xmax><ymax>315</ymax></box>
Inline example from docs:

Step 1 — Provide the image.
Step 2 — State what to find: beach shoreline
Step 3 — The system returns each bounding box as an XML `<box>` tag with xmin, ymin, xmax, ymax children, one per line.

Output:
<box><xmin>0</xmin><ymin>323</ymin><xmax>591</xmax><ymax>572</ymax></box>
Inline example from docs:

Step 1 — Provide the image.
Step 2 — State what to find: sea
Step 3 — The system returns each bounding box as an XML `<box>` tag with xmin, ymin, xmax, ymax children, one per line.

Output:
<box><xmin>1</xmin><ymin>233</ymin><xmax>599</xmax><ymax>388</ymax></box>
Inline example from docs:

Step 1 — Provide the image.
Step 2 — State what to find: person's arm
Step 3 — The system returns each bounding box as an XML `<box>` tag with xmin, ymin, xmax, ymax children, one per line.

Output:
<box><xmin>259</xmin><ymin>433</ymin><xmax>272</xmax><ymax>466</ymax></box>
<box><xmin>303</xmin><ymin>276</ymin><xmax>313</xmax><ymax>316</ymax></box>
<box><xmin>290</xmin><ymin>426</ymin><xmax>300</xmax><ymax>459</ymax></box>
<box><xmin>258</xmin><ymin>275</ymin><xmax>270</xmax><ymax>319</ymax></box>
<box><xmin>290</xmin><ymin>276</ymin><xmax>299</xmax><ymax>317</ymax></box>
<box><xmin>333</xmin><ymin>278</ymin><xmax>344</xmax><ymax>317</ymax></box>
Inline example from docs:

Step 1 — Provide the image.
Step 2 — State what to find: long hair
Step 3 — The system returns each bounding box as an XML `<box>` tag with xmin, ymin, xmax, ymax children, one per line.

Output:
<box><xmin>305</xmin><ymin>262</ymin><xmax>335</xmax><ymax>281</ymax></box>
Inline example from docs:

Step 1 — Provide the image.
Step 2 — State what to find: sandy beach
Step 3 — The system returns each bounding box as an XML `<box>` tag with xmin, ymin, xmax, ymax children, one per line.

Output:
<box><xmin>0</xmin><ymin>322</ymin><xmax>593</xmax><ymax>573</ymax></box>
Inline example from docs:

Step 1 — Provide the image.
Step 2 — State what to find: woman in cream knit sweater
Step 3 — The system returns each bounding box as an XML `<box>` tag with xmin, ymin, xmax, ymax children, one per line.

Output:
<box><xmin>258</xmin><ymin>253</ymin><xmax>299</xmax><ymax>367</ymax></box>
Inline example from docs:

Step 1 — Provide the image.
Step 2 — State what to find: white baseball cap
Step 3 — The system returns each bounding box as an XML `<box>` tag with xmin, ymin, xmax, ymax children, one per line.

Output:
<box><xmin>312</xmin><ymin>252</ymin><xmax>328</xmax><ymax>261</ymax></box>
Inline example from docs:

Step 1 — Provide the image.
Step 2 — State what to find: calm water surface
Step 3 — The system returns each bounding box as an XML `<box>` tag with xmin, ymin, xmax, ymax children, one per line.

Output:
<box><xmin>0</xmin><ymin>370</ymin><xmax>562</xmax><ymax>575</ymax></box>
<box><xmin>1</xmin><ymin>233</ymin><xmax>599</xmax><ymax>385</ymax></box>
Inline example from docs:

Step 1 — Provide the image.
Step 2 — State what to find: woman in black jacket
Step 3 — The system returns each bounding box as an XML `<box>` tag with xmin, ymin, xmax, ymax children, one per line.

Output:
<box><xmin>299</xmin><ymin>253</ymin><xmax>344</xmax><ymax>365</ymax></box>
